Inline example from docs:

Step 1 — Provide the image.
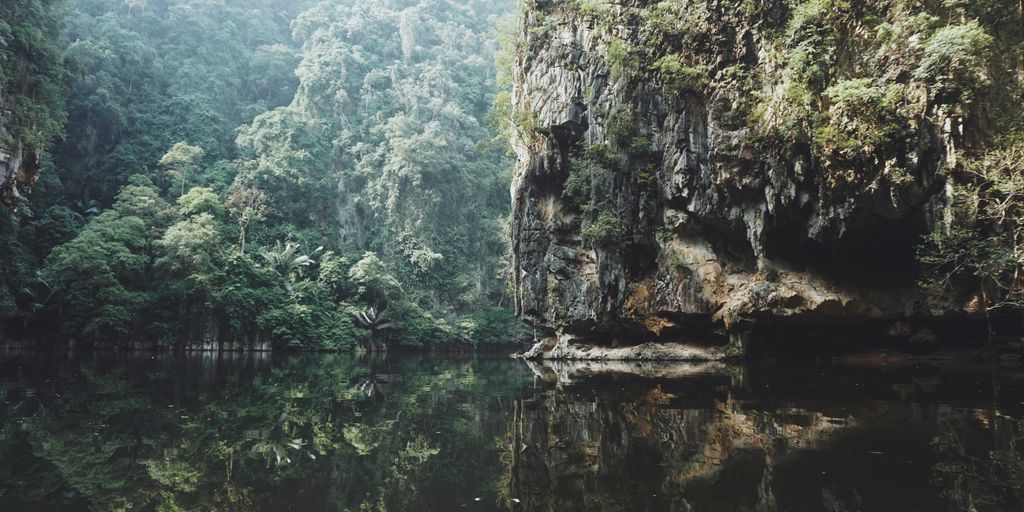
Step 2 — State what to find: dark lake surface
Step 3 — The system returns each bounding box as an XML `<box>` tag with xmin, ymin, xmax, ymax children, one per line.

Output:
<box><xmin>1</xmin><ymin>352</ymin><xmax>1023</xmax><ymax>511</ymax></box>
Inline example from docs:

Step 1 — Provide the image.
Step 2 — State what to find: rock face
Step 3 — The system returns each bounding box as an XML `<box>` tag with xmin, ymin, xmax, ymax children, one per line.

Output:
<box><xmin>0</xmin><ymin>95</ymin><xmax>42</xmax><ymax>206</ymax></box>
<box><xmin>509</xmin><ymin>0</ymin><xmax>979</xmax><ymax>358</ymax></box>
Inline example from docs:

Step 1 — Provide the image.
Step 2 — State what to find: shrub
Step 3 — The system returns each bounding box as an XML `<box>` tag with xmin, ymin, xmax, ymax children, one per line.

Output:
<box><xmin>576</xmin><ymin>0</ymin><xmax>613</xmax><ymax>17</ymax></box>
<box><xmin>814</xmin><ymin>79</ymin><xmax>907</xmax><ymax>159</ymax></box>
<box><xmin>654</xmin><ymin>55</ymin><xmax>709</xmax><ymax>95</ymax></box>
<box><xmin>453</xmin><ymin>307</ymin><xmax>529</xmax><ymax>345</ymax></box>
<box><xmin>563</xmin><ymin>143</ymin><xmax>614</xmax><ymax>209</ymax></box>
<box><xmin>638</xmin><ymin>1</ymin><xmax>711</xmax><ymax>46</ymax></box>
<box><xmin>582</xmin><ymin>210</ymin><xmax>623</xmax><ymax>248</ymax></box>
<box><xmin>177</xmin><ymin>187</ymin><xmax>224</xmax><ymax>217</ymax></box>
<box><xmin>606</xmin><ymin>37</ymin><xmax>639</xmax><ymax>79</ymax></box>
<box><xmin>257</xmin><ymin>281</ymin><xmax>363</xmax><ymax>350</ymax></box>
<box><xmin>913</xmin><ymin>22</ymin><xmax>994</xmax><ymax>104</ymax></box>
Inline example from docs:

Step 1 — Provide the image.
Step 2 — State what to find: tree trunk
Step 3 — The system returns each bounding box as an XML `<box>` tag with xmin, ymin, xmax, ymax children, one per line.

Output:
<box><xmin>981</xmin><ymin>285</ymin><xmax>994</xmax><ymax>348</ymax></box>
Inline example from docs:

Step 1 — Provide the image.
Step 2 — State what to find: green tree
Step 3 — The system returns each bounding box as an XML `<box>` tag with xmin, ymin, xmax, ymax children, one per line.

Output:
<box><xmin>348</xmin><ymin>252</ymin><xmax>403</xmax><ymax>308</ymax></box>
<box><xmin>919</xmin><ymin>135</ymin><xmax>1024</xmax><ymax>341</ymax></box>
<box><xmin>158</xmin><ymin>213</ymin><xmax>222</xmax><ymax>274</ymax></box>
<box><xmin>159</xmin><ymin>142</ymin><xmax>205</xmax><ymax>196</ymax></box>
<box><xmin>0</xmin><ymin>0</ymin><xmax>68</xmax><ymax>169</ymax></box>
<box><xmin>914</xmin><ymin>22</ymin><xmax>995</xmax><ymax>104</ymax></box>
<box><xmin>259</xmin><ymin>241</ymin><xmax>320</xmax><ymax>289</ymax></box>
<box><xmin>176</xmin><ymin>186</ymin><xmax>223</xmax><ymax>217</ymax></box>
<box><xmin>42</xmin><ymin>177</ymin><xmax>173</xmax><ymax>345</ymax></box>
<box><xmin>3</xmin><ymin>0</ymin><xmax>525</xmax><ymax>350</ymax></box>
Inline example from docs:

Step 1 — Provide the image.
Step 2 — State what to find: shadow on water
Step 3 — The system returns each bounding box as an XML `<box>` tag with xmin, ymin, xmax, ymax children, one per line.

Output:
<box><xmin>1</xmin><ymin>351</ymin><xmax>1023</xmax><ymax>511</ymax></box>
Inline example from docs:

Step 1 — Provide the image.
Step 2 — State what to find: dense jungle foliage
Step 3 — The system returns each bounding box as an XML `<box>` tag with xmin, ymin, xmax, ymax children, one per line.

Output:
<box><xmin>0</xmin><ymin>0</ymin><xmax>525</xmax><ymax>351</ymax></box>
<box><xmin>0</xmin><ymin>0</ymin><xmax>66</xmax><ymax>162</ymax></box>
<box><xmin>4</xmin><ymin>0</ymin><xmax>1024</xmax><ymax>350</ymax></box>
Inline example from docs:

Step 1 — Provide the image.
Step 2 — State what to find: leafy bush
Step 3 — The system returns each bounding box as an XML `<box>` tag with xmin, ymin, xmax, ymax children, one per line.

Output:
<box><xmin>638</xmin><ymin>0</ymin><xmax>712</xmax><ymax>47</ymax></box>
<box><xmin>453</xmin><ymin>307</ymin><xmax>530</xmax><ymax>345</ymax></box>
<box><xmin>914</xmin><ymin>22</ymin><xmax>994</xmax><ymax>103</ymax></box>
<box><xmin>582</xmin><ymin>210</ymin><xmax>624</xmax><ymax>248</ymax></box>
<box><xmin>563</xmin><ymin>143</ymin><xmax>614</xmax><ymax>210</ymax></box>
<box><xmin>784</xmin><ymin>0</ymin><xmax>852</xmax><ymax>88</ymax></box>
<box><xmin>654</xmin><ymin>55</ymin><xmax>709</xmax><ymax>95</ymax></box>
<box><xmin>606</xmin><ymin>37</ymin><xmax>639</xmax><ymax>79</ymax></box>
<box><xmin>42</xmin><ymin>213</ymin><xmax>155</xmax><ymax>345</ymax></box>
<box><xmin>386</xmin><ymin>300</ymin><xmax>449</xmax><ymax>348</ymax></box>
<box><xmin>158</xmin><ymin>213</ymin><xmax>223</xmax><ymax>273</ymax></box>
<box><xmin>257</xmin><ymin>282</ymin><xmax>363</xmax><ymax>350</ymax></box>
<box><xmin>209</xmin><ymin>250</ymin><xmax>284</xmax><ymax>339</ymax></box>
<box><xmin>576</xmin><ymin>0</ymin><xmax>613</xmax><ymax>17</ymax></box>
<box><xmin>349</xmin><ymin>252</ymin><xmax>403</xmax><ymax>306</ymax></box>
<box><xmin>814</xmin><ymin>79</ymin><xmax>908</xmax><ymax>159</ymax></box>
<box><xmin>917</xmin><ymin>134</ymin><xmax>1024</xmax><ymax>338</ymax></box>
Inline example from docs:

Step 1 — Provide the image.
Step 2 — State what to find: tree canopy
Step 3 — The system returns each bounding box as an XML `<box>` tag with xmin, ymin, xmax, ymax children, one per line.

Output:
<box><xmin>0</xmin><ymin>0</ymin><xmax>526</xmax><ymax>350</ymax></box>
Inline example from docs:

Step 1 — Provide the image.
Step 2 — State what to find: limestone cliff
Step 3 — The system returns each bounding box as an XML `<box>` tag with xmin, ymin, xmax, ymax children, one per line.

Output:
<box><xmin>0</xmin><ymin>95</ymin><xmax>42</xmax><ymax>205</ymax></box>
<box><xmin>509</xmin><ymin>0</ymin><xmax>1022</xmax><ymax>358</ymax></box>
<box><xmin>0</xmin><ymin>0</ymin><xmax>67</xmax><ymax>208</ymax></box>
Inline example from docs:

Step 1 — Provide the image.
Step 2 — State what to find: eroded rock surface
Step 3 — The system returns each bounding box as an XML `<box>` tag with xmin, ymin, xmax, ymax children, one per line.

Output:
<box><xmin>508</xmin><ymin>1</ymin><xmax>974</xmax><ymax>358</ymax></box>
<box><xmin>0</xmin><ymin>95</ymin><xmax>41</xmax><ymax>206</ymax></box>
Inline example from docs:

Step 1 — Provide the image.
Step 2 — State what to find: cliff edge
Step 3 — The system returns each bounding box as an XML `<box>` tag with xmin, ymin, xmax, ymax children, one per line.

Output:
<box><xmin>508</xmin><ymin>0</ymin><xmax>1023</xmax><ymax>359</ymax></box>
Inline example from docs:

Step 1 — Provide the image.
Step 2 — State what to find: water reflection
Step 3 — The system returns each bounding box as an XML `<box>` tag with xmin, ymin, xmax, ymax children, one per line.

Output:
<box><xmin>514</xmin><ymin>360</ymin><xmax>1024</xmax><ymax>512</ymax></box>
<box><xmin>0</xmin><ymin>352</ymin><xmax>529</xmax><ymax>511</ymax></box>
<box><xmin>0</xmin><ymin>352</ymin><xmax>1022</xmax><ymax>511</ymax></box>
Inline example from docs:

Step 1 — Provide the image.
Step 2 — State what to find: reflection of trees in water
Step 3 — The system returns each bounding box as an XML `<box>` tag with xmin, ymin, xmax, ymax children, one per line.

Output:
<box><xmin>354</xmin><ymin>353</ymin><xmax>400</xmax><ymax>400</ymax></box>
<box><xmin>508</xmin><ymin>361</ymin><xmax>1024</xmax><ymax>512</ymax></box>
<box><xmin>3</xmin><ymin>355</ymin><xmax>1024</xmax><ymax>511</ymax></box>
<box><xmin>932</xmin><ymin>411</ymin><xmax>1024</xmax><ymax>510</ymax></box>
<box><xmin>0</xmin><ymin>353</ymin><xmax>530</xmax><ymax>511</ymax></box>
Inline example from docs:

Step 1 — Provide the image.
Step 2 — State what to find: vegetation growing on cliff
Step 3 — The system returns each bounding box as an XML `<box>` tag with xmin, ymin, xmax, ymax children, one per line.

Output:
<box><xmin>505</xmin><ymin>0</ymin><xmax>1024</xmax><ymax>341</ymax></box>
<box><xmin>548</xmin><ymin>0</ymin><xmax>1022</xmax><ymax>206</ymax></box>
<box><xmin>919</xmin><ymin>133</ymin><xmax>1024</xmax><ymax>337</ymax></box>
<box><xmin>481</xmin><ymin>0</ymin><xmax>1024</xmax><ymax>357</ymax></box>
<box><xmin>0</xmin><ymin>0</ymin><xmax>526</xmax><ymax>351</ymax></box>
<box><xmin>0</xmin><ymin>0</ymin><xmax>67</xmax><ymax>156</ymax></box>
<box><xmin>0</xmin><ymin>0</ymin><xmax>69</xmax><ymax>317</ymax></box>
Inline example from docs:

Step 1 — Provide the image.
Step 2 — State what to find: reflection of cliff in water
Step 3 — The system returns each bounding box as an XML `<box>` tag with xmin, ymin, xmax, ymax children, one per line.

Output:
<box><xmin>510</xmin><ymin>361</ymin><xmax>1024</xmax><ymax>512</ymax></box>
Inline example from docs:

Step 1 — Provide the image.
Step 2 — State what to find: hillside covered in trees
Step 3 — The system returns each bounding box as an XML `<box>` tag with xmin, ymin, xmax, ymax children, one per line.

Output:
<box><xmin>0</xmin><ymin>0</ymin><xmax>525</xmax><ymax>351</ymax></box>
<box><xmin>6</xmin><ymin>2</ymin><xmax>1024</xmax><ymax>511</ymax></box>
<box><xmin>4</xmin><ymin>0</ymin><xmax>1024</xmax><ymax>357</ymax></box>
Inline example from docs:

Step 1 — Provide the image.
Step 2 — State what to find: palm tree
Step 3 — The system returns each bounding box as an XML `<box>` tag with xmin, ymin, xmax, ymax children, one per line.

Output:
<box><xmin>258</xmin><ymin>242</ymin><xmax>322</xmax><ymax>290</ymax></box>
<box><xmin>18</xmin><ymin>273</ymin><xmax>60</xmax><ymax>329</ymax></box>
<box><xmin>353</xmin><ymin>305</ymin><xmax>393</xmax><ymax>352</ymax></box>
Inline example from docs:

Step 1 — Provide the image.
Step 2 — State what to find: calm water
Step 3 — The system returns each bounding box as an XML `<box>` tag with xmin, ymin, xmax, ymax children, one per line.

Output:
<box><xmin>1</xmin><ymin>353</ymin><xmax>1023</xmax><ymax>511</ymax></box>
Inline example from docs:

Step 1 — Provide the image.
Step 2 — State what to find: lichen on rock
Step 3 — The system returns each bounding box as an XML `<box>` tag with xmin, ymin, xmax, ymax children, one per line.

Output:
<box><xmin>507</xmin><ymin>0</ymin><xmax>1022</xmax><ymax>359</ymax></box>
<box><xmin>0</xmin><ymin>95</ymin><xmax>43</xmax><ymax>206</ymax></box>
